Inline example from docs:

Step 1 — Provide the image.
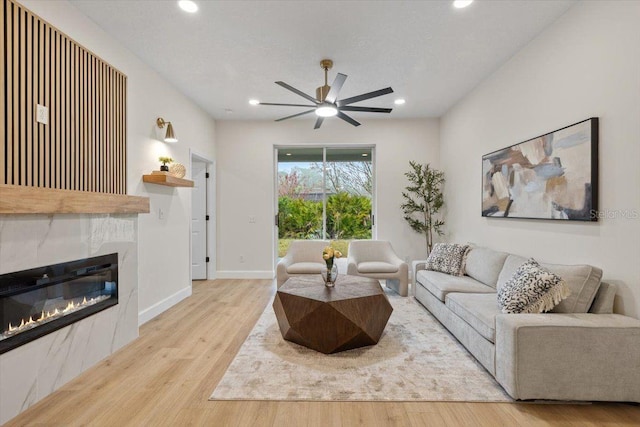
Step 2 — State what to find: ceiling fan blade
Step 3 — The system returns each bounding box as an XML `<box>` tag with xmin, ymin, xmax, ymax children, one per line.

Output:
<box><xmin>337</xmin><ymin>87</ymin><xmax>394</xmax><ymax>107</ymax></box>
<box><xmin>314</xmin><ymin>117</ymin><xmax>324</xmax><ymax>129</ymax></box>
<box><xmin>324</xmin><ymin>73</ymin><xmax>347</xmax><ymax>104</ymax></box>
<box><xmin>275</xmin><ymin>109</ymin><xmax>316</xmax><ymax>122</ymax></box>
<box><xmin>260</xmin><ymin>102</ymin><xmax>317</xmax><ymax>108</ymax></box>
<box><xmin>339</xmin><ymin>106</ymin><xmax>392</xmax><ymax>113</ymax></box>
<box><xmin>337</xmin><ymin>111</ymin><xmax>361</xmax><ymax>127</ymax></box>
<box><xmin>275</xmin><ymin>81</ymin><xmax>319</xmax><ymax>105</ymax></box>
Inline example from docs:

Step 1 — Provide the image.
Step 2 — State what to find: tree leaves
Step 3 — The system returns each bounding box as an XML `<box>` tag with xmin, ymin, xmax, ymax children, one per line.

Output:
<box><xmin>401</xmin><ymin>161</ymin><xmax>445</xmax><ymax>253</ymax></box>
<box><xmin>279</xmin><ymin>193</ymin><xmax>372</xmax><ymax>240</ymax></box>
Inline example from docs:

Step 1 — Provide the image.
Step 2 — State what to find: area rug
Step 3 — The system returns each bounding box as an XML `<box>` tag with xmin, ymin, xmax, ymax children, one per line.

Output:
<box><xmin>210</xmin><ymin>289</ymin><xmax>511</xmax><ymax>402</ymax></box>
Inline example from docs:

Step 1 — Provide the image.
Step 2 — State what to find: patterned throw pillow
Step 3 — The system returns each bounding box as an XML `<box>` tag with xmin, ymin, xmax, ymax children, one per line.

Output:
<box><xmin>497</xmin><ymin>258</ymin><xmax>571</xmax><ymax>314</ymax></box>
<box><xmin>425</xmin><ymin>243</ymin><xmax>471</xmax><ymax>276</ymax></box>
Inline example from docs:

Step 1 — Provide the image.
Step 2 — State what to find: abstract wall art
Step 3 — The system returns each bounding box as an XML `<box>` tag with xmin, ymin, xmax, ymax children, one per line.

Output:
<box><xmin>482</xmin><ymin>118</ymin><xmax>598</xmax><ymax>221</ymax></box>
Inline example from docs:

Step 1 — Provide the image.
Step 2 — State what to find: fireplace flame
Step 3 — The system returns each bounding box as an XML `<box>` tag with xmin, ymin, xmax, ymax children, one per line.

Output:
<box><xmin>3</xmin><ymin>295</ymin><xmax>110</xmax><ymax>340</ymax></box>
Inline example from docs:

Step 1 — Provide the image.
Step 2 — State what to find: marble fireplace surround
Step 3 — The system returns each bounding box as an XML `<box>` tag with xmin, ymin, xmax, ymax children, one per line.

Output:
<box><xmin>0</xmin><ymin>214</ymin><xmax>140</xmax><ymax>424</ymax></box>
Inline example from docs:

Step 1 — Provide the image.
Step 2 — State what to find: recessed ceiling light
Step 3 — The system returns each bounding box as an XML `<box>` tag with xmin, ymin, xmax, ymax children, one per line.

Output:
<box><xmin>178</xmin><ymin>0</ymin><xmax>198</xmax><ymax>13</ymax></box>
<box><xmin>453</xmin><ymin>0</ymin><xmax>473</xmax><ymax>9</ymax></box>
<box><xmin>361</xmin><ymin>153</ymin><xmax>369</xmax><ymax>157</ymax></box>
<box><xmin>286</xmin><ymin>153</ymin><xmax>292</xmax><ymax>156</ymax></box>
<box><xmin>249</xmin><ymin>99</ymin><xmax>260</xmax><ymax>106</ymax></box>
<box><xmin>394</xmin><ymin>99</ymin><xmax>406</xmax><ymax>105</ymax></box>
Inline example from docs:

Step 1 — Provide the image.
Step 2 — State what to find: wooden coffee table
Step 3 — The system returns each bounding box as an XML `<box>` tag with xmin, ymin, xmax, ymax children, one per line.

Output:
<box><xmin>273</xmin><ymin>275</ymin><xmax>393</xmax><ymax>354</ymax></box>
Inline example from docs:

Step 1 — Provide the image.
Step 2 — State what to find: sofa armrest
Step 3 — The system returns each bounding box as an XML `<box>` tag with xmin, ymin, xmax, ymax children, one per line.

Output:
<box><xmin>495</xmin><ymin>313</ymin><xmax>640</xmax><ymax>402</ymax></box>
<box><xmin>412</xmin><ymin>260</ymin><xmax>429</xmax><ymax>282</ymax></box>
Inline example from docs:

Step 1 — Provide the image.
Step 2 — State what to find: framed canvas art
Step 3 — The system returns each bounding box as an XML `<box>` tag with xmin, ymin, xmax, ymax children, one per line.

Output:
<box><xmin>482</xmin><ymin>118</ymin><xmax>598</xmax><ymax>221</ymax></box>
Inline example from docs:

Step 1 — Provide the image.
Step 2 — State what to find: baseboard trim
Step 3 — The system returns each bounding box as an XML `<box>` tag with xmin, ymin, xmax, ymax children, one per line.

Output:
<box><xmin>216</xmin><ymin>270</ymin><xmax>274</xmax><ymax>279</ymax></box>
<box><xmin>138</xmin><ymin>285</ymin><xmax>192</xmax><ymax>326</ymax></box>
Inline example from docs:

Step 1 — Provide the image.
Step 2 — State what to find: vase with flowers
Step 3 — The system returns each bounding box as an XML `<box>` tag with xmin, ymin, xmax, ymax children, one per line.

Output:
<box><xmin>321</xmin><ymin>246</ymin><xmax>342</xmax><ymax>287</ymax></box>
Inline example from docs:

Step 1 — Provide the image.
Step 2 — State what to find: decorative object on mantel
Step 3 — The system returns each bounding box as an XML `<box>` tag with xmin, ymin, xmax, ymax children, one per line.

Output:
<box><xmin>169</xmin><ymin>163</ymin><xmax>186</xmax><ymax>178</ymax></box>
<box><xmin>321</xmin><ymin>245</ymin><xmax>342</xmax><ymax>287</ymax></box>
<box><xmin>401</xmin><ymin>161</ymin><xmax>445</xmax><ymax>255</ymax></box>
<box><xmin>482</xmin><ymin>117</ymin><xmax>598</xmax><ymax>221</ymax></box>
<box><xmin>156</xmin><ymin>118</ymin><xmax>178</xmax><ymax>143</ymax></box>
<box><xmin>158</xmin><ymin>156</ymin><xmax>173</xmax><ymax>172</ymax></box>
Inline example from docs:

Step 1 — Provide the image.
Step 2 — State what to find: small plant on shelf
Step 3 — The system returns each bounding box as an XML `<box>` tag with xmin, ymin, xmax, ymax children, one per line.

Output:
<box><xmin>158</xmin><ymin>156</ymin><xmax>173</xmax><ymax>172</ymax></box>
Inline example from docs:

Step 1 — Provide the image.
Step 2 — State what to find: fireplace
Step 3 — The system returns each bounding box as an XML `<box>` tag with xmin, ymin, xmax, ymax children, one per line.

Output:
<box><xmin>0</xmin><ymin>253</ymin><xmax>118</xmax><ymax>354</ymax></box>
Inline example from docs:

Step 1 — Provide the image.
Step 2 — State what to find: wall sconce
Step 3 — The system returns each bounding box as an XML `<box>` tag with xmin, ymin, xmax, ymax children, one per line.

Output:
<box><xmin>156</xmin><ymin>117</ymin><xmax>178</xmax><ymax>143</ymax></box>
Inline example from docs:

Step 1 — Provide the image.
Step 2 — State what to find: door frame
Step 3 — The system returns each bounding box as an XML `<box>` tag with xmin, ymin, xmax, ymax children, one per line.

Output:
<box><xmin>190</xmin><ymin>149</ymin><xmax>216</xmax><ymax>281</ymax></box>
<box><xmin>273</xmin><ymin>144</ymin><xmax>377</xmax><ymax>271</ymax></box>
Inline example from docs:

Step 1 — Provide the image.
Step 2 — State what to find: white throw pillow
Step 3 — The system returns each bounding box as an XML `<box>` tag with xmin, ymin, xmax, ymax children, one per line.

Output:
<box><xmin>497</xmin><ymin>258</ymin><xmax>570</xmax><ymax>314</ymax></box>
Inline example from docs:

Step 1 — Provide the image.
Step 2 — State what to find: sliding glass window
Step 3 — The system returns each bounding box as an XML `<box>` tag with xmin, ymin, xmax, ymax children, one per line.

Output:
<box><xmin>276</xmin><ymin>146</ymin><xmax>374</xmax><ymax>258</ymax></box>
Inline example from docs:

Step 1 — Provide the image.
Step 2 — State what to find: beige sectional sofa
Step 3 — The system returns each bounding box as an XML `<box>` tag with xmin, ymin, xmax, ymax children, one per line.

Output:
<box><xmin>414</xmin><ymin>246</ymin><xmax>640</xmax><ymax>402</ymax></box>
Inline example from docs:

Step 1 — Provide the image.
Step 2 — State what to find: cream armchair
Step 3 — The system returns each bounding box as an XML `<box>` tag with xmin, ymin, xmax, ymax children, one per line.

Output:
<box><xmin>347</xmin><ymin>240</ymin><xmax>409</xmax><ymax>296</ymax></box>
<box><xmin>276</xmin><ymin>240</ymin><xmax>330</xmax><ymax>288</ymax></box>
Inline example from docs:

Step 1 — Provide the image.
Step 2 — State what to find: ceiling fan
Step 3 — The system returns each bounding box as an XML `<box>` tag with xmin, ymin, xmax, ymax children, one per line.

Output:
<box><xmin>258</xmin><ymin>59</ymin><xmax>394</xmax><ymax>129</ymax></box>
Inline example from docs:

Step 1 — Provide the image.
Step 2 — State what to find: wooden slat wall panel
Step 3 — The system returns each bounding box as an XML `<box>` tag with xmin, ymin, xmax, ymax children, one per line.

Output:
<box><xmin>1</xmin><ymin>0</ymin><xmax>5</xmax><ymax>185</ymax></box>
<box><xmin>1</xmin><ymin>0</ymin><xmax>127</xmax><ymax>194</ymax></box>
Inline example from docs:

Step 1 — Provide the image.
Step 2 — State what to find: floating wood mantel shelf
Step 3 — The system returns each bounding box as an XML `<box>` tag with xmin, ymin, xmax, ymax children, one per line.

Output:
<box><xmin>142</xmin><ymin>173</ymin><xmax>194</xmax><ymax>188</ymax></box>
<box><xmin>0</xmin><ymin>185</ymin><xmax>150</xmax><ymax>214</ymax></box>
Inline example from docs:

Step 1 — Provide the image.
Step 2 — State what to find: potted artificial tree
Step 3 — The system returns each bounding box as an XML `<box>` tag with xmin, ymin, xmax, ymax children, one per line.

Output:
<box><xmin>401</xmin><ymin>161</ymin><xmax>445</xmax><ymax>254</ymax></box>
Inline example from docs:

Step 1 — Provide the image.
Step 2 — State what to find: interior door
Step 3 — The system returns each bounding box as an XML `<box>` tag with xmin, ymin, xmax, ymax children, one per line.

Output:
<box><xmin>191</xmin><ymin>161</ymin><xmax>207</xmax><ymax>280</ymax></box>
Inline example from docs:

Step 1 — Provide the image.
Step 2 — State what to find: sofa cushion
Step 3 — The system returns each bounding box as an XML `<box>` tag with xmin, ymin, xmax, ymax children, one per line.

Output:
<box><xmin>496</xmin><ymin>254</ymin><xmax>603</xmax><ymax>313</ymax></box>
<box><xmin>545</xmin><ymin>263</ymin><xmax>603</xmax><ymax>313</ymax></box>
<box><xmin>425</xmin><ymin>243</ymin><xmax>471</xmax><ymax>276</ymax></box>
<box><xmin>589</xmin><ymin>282</ymin><xmax>616</xmax><ymax>314</ymax></box>
<box><xmin>497</xmin><ymin>259</ymin><xmax>570</xmax><ymax>314</ymax></box>
<box><xmin>287</xmin><ymin>262</ymin><xmax>325</xmax><ymax>274</ymax></box>
<box><xmin>445</xmin><ymin>293</ymin><xmax>501</xmax><ymax>343</ymax></box>
<box><xmin>416</xmin><ymin>270</ymin><xmax>495</xmax><ymax>302</ymax></box>
<box><xmin>465</xmin><ymin>247</ymin><xmax>509</xmax><ymax>288</ymax></box>
<box><xmin>357</xmin><ymin>261</ymin><xmax>399</xmax><ymax>274</ymax></box>
<box><xmin>496</xmin><ymin>255</ymin><xmax>528</xmax><ymax>291</ymax></box>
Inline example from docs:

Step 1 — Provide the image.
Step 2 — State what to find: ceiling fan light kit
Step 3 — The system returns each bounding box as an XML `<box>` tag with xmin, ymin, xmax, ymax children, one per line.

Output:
<box><xmin>259</xmin><ymin>59</ymin><xmax>393</xmax><ymax>129</ymax></box>
<box><xmin>315</xmin><ymin>105</ymin><xmax>338</xmax><ymax>117</ymax></box>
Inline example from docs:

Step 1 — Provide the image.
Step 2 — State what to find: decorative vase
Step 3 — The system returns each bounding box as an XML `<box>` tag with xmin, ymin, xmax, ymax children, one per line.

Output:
<box><xmin>169</xmin><ymin>162</ymin><xmax>186</xmax><ymax>178</ymax></box>
<box><xmin>321</xmin><ymin>264</ymin><xmax>338</xmax><ymax>287</ymax></box>
<box><xmin>160</xmin><ymin>165</ymin><xmax>169</xmax><ymax>172</ymax></box>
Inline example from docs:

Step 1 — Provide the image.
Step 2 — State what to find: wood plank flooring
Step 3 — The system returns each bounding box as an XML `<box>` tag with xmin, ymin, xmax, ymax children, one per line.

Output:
<box><xmin>6</xmin><ymin>279</ymin><xmax>640</xmax><ymax>426</ymax></box>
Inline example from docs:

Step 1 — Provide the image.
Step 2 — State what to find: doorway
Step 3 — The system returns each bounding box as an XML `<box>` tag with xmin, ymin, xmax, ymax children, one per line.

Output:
<box><xmin>274</xmin><ymin>146</ymin><xmax>375</xmax><ymax>266</ymax></box>
<box><xmin>191</xmin><ymin>152</ymin><xmax>215</xmax><ymax>280</ymax></box>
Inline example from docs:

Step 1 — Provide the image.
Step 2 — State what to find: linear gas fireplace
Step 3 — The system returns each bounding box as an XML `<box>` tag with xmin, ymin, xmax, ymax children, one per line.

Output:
<box><xmin>0</xmin><ymin>253</ymin><xmax>118</xmax><ymax>354</ymax></box>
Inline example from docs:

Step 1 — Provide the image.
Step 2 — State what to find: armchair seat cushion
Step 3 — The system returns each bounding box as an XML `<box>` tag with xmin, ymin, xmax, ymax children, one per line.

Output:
<box><xmin>347</xmin><ymin>240</ymin><xmax>409</xmax><ymax>296</ymax></box>
<box><xmin>357</xmin><ymin>261</ymin><xmax>399</xmax><ymax>274</ymax></box>
<box><xmin>287</xmin><ymin>262</ymin><xmax>325</xmax><ymax>274</ymax></box>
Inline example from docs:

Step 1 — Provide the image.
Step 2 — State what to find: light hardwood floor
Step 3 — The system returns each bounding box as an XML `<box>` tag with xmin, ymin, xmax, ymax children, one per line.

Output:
<box><xmin>7</xmin><ymin>279</ymin><xmax>639</xmax><ymax>426</ymax></box>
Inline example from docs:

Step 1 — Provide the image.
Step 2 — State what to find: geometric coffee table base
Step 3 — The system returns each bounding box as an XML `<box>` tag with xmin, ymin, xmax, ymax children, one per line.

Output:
<box><xmin>273</xmin><ymin>275</ymin><xmax>393</xmax><ymax>354</ymax></box>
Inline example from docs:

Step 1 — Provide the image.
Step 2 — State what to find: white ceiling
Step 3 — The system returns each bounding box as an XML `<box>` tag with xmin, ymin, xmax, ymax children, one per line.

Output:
<box><xmin>70</xmin><ymin>0</ymin><xmax>575</xmax><ymax>122</ymax></box>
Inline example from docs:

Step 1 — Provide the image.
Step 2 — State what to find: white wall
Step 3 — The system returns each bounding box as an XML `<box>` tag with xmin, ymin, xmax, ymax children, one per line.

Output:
<box><xmin>216</xmin><ymin>119</ymin><xmax>439</xmax><ymax>277</ymax></box>
<box><xmin>21</xmin><ymin>1</ymin><xmax>217</xmax><ymax>321</ymax></box>
<box><xmin>440</xmin><ymin>1</ymin><xmax>640</xmax><ymax>317</ymax></box>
